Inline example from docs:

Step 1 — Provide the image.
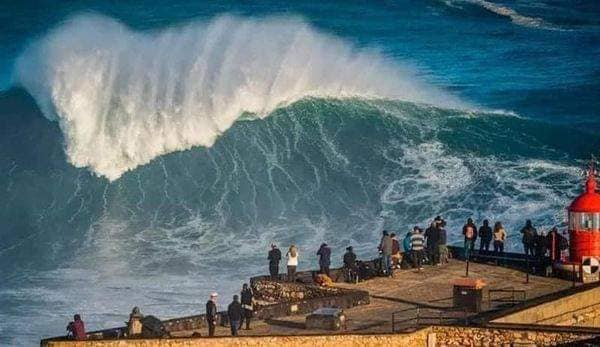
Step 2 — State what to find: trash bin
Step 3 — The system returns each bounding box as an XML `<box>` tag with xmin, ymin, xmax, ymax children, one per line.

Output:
<box><xmin>452</xmin><ymin>278</ymin><xmax>486</xmax><ymax>312</ymax></box>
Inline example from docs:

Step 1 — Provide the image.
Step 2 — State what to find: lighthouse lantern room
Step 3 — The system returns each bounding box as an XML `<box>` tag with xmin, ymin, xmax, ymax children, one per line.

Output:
<box><xmin>568</xmin><ymin>162</ymin><xmax>600</xmax><ymax>264</ymax></box>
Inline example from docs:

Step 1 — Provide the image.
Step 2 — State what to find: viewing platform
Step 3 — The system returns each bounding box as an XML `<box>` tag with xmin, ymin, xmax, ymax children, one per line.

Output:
<box><xmin>41</xmin><ymin>252</ymin><xmax>600</xmax><ymax>346</ymax></box>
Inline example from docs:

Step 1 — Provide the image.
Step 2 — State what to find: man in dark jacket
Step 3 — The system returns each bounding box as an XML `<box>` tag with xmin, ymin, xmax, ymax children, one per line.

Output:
<box><xmin>239</xmin><ymin>283</ymin><xmax>253</xmax><ymax>330</ymax></box>
<box><xmin>268</xmin><ymin>244</ymin><xmax>282</xmax><ymax>280</ymax></box>
<box><xmin>478</xmin><ymin>219</ymin><xmax>493</xmax><ymax>252</ymax></box>
<box><xmin>520</xmin><ymin>220</ymin><xmax>537</xmax><ymax>257</ymax></box>
<box><xmin>227</xmin><ymin>295</ymin><xmax>242</xmax><ymax>336</ymax></box>
<box><xmin>317</xmin><ymin>243</ymin><xmax>332</xmax><ymax>277</ymax></box>
<box><xmin>463</xmin><ymin>218</ymin><xmax>477</xmax><ymax>258</ymax></box>
<box><xmin>343</xmin><ymin>246</ymin><xmax>357</xmax><ymax>282</ymax></box>
<box><xmin>206</xmin><ymin>293</ymin><xmax>218</xmax><ymax>337</ymax></box>
<box><xmin>425</xmin><ymin>221</ymin><xmax>440</xmax><ymax>265</ymax></box>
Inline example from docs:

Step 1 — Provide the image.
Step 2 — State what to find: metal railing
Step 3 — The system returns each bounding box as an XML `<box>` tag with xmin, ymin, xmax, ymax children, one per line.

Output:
<box><xmin>487</xmin><ymin>287</ymin><xmax>527</xmax><ymax>307</ymax></box>
<box><xmin>391</xmin><ymin>306</ymin><xmax>470</xmax><ymax>332</ymax></box>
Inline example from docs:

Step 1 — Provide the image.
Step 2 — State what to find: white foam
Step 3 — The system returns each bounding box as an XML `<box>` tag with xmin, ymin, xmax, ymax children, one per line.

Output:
<box><xmin>463</xmin><ymin>0</ymin><xmax>561</xmax><ymax>31</ymax></box>
<box><xmin>14</xmin><ymin>14</ymin><xmax>464</xmax><ymax>181</ymax></box>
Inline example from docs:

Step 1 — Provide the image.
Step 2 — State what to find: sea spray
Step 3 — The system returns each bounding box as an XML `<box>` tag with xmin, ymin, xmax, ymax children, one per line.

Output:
<box><xmin>14</xmin><ymin>14</ymin><xmax>464</xmax><ymax>180</ymax></box>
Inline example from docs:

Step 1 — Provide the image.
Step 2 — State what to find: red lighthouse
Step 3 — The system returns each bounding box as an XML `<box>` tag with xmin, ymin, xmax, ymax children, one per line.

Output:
<box><xmin>568</xmin><ymin>162</ymin><xmax>600</xmax><ymax>263</ymax></box>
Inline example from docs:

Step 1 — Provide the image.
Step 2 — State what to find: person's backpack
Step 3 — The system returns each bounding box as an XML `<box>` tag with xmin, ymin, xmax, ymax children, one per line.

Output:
<box><xmin>465</xmin><ymin>226</ymin><xmax>474</xmax><ymax>239</ymax></box>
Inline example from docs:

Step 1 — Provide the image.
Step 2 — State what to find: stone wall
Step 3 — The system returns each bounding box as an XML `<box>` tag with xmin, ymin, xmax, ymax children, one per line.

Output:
<box><xmin>432</xmin><ymin>326</ymin><xmax>595</xmax><ymax>346</ymax></box>
<box><xmin>43</xmin><ymin>330</ymin><xmax>430</xmax><ymax>347</ymax></box>
<box><xmin>40</xmin><ymin>326</ymin><xmax>598</xmax><ymax>347</ymax></box>
<box><xmin>491</xmin><ymin>286</ymin><xmax>600</xmax><ymax>328</ymax></box>
<box><xmin>252</xmin><ymin>280</ymin><xmax>345</xmax><ymax>303</ymax></box>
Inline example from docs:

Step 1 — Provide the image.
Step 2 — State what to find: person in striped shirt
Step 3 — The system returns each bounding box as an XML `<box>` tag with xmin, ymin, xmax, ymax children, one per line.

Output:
<box><xmin>410</xmin><ymin>226</ymin><xmax>425</xmax><ymax>271</ymax></box>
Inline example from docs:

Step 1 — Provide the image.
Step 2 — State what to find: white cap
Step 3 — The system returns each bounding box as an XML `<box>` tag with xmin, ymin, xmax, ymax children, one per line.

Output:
<box><xmin>210</xmin><ymin>292</ymin><xmax>218</xmax><ymax>297</ymax></box>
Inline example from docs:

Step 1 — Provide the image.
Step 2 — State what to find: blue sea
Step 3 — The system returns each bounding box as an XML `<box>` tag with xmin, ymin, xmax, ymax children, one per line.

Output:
<box><xmin>0</xmin><ymin>1</ymin><xmax>599</xmax><ymax>345</ymax></box>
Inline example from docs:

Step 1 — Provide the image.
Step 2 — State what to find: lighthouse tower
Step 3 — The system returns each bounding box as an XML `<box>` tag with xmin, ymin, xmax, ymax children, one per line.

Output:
<box><xmin>568</xmin><ymin>162</ymin><xmax>600</xmax><ymax>263</ymax></box>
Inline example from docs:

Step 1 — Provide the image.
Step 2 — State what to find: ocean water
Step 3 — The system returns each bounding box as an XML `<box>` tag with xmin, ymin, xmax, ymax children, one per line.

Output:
<box><xmin>0</xmin><ymin>1</ymin><xmax>599</xmax><ymax>345</ymax></box>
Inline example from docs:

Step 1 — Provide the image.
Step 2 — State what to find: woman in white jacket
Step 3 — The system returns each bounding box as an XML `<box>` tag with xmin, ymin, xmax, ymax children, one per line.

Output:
<box><xmin>286</xmin><ymin>245</ymin><xmax>299</xmax><ymax>282</ymax></box>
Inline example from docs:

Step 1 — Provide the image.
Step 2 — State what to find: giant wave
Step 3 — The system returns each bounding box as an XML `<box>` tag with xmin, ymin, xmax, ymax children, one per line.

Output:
<box><xmin>14</xmin><ymin>14</ymin><xmax>465</xmax><ymax>180</ymax></box>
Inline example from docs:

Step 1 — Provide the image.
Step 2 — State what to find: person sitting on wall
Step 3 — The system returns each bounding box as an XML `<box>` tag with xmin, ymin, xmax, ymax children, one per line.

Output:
<box><xmin>126</xmin><ymin>306</ymin><xmax>144</xmax><ymax>336</ymax></box>
<box><xmin>343</xmin><ymin>246</ymin><xmax>358</xmax><ymax>282</ymax></box>
<box><xmin>66</xmin><ymin>314</ymin><xmax>86</xmax><ymax>340</ymax></box>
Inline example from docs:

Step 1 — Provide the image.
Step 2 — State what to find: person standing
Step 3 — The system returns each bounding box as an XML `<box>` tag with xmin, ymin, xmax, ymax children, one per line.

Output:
<box><xmin>239</xmin><ymin>283</ymin><xmax>253</xmax><ymax>330</ymax></box>
<box><xmin>268</xmin><ymin>244</ymin><xmax>282</xmax><ymax>281</ymax></box>
<box><xmin>206</xmin><ymin>293</ymin><xmax>218</xmax><ymax>337</ymax></box>
<box><xmin>378</xmin><ymin>230</ymin><xmax>393</xmax><ymax>276</ymax></box>
<box><xmin>317</xmin><ymin>243</ymin><xmax>332</xmax><ymax>277</ymax></box>
<box><xmin>425</xmin><ymin>221</ymin><xmax>440</xmax><ymax>265</ymax></box>
<box><xmin>493</xmin><ymin>221</ymin><xmax>507</xmax><ymax>255</ymax></box>
<box><xmin>390</xmin><ymin>233</ymin><xmax>401</xmax><ymax>269</ymax></box>
<box><xmin>520</xmin><ymin>220</ymin><xmax>537</xmax><ymax>257</ymax></box>
<box><xmin>286</xmin><ymin>245</ymin><xmax>299</xmax><ymax>282</ymax></box>
<box><xmin>462</xmin><ymin>218</ymin><xmax>477</xmax><ymax>259</ymax></box>
<box><xmin>534</xmin><ymin>230</ymin><xmax>547</xmax><ymax>259</ymax></box>
<box><xmin>227</xmin><ymin>295</ymin><xmax>242</xmax><ymax>336</ymax></box>
<box><xmin>478</xmin><ymin>219</ymin><xmax>493</xmax><ymax>253</ymax></box>
<box><xmin>547</xmin><ymin>227</ymin><xmax>567</xmax><ymax>261</ymax></box>
<box><xmin>437</xmin><ymin>220</ymin><xmax>448</xmax><ymax>265</ymax></box>
<box><xmin>66</xmin><ymin>314</ymin><xmax>86</xmax><ymax>340</ymax></box>
<box><xmin>410</xmin><ymin>227</ymin><xmax>425</xmax><ymax>271</ymax></box>
<box><xmin>343</xmin><ymin>246</ymin><xmax>357</xmax><ymax>282</ymax></box>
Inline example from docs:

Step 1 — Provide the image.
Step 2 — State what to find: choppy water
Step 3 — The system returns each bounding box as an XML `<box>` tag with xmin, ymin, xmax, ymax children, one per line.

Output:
<box><xmin>0</xmin><ymin>1</ymin><xmax>599</xmax><ymax>345</ymax></box>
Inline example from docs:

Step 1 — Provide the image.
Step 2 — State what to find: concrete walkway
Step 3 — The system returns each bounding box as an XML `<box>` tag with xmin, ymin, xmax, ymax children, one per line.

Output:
<box><xmin>172</xmin><ymin>259</ymin><xmax>573</xmax><ymax>337</ymax></box>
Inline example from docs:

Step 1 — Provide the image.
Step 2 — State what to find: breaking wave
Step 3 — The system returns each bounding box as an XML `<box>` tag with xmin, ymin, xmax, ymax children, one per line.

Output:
<box><xmin>14</xmin><ymin>14</ymin><xmax>464</xmax><ymax>180</ymax></box>
<box><xmin>451</xmin><ymin>0</ymin><xmax>562</xmax><ymax>30</ymax></box>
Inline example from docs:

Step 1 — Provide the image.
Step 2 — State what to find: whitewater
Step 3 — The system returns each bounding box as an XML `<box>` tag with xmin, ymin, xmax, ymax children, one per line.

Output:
<box><xmin>15</xmin><ymin>14</ymin><xmax>465</xmax><ymax>181</ymax></box>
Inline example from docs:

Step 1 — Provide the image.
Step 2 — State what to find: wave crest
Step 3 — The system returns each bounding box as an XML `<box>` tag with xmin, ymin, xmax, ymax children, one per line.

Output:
<box><xmin>14</xmin><ymin>14</ymin><xmax>463</xmax><ymax>180</ymax></box>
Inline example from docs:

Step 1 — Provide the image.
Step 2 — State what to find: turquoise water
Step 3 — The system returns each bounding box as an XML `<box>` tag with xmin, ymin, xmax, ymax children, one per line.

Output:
<box><xmin>0</xmin><ymin>1</ymin><xmax>599</xmax><ymax>345</ymax></box>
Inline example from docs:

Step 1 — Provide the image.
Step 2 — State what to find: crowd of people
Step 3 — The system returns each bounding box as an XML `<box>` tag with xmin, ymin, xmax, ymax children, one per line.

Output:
<box><xmin>64</xmin><ymin>216</ymin><xmax>570</xmax><ymax>340</ymax></box>
<box><xmin>205</xmin><ymin>282</ymin><xmax>255</xmax><ymax>337</ymax></box>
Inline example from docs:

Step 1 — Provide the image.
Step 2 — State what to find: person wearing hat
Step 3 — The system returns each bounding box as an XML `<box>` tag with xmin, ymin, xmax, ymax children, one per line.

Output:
<box><xmin>227</xmin><ymin>295</ymin><xmax>242</xmax><ymax>336</ymax></box>
<box><xmin>206</xmin><ymin>293</ymin><xmax>218</xmax><ymax>337</ymax></box>
<box><xmin>343</xmin><ymin>246</ymin><xmax>357</xmax><ymax>282</ymax></box>
<box><xmin>268</xmin><ymin>244</ymin><xmax>282</xmax><ymax>281</ymax></box>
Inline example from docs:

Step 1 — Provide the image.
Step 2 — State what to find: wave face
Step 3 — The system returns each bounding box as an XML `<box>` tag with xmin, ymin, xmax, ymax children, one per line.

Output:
<box><xmin>2</xmin><ymin>89</ymin><xmax>598</xmax><ymax>345</ymax></box>
<box><xmin>14</xmin><ymin>14</ymin><xmax>463</xmax><ymax>181</ymax></box>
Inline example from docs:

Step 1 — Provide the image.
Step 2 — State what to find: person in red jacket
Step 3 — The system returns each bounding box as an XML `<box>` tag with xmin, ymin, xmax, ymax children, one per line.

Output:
<box><xmin>66</xmin><ymin>314</ymin><xmax>86</xmax><ymax>340</ymax></box>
